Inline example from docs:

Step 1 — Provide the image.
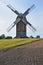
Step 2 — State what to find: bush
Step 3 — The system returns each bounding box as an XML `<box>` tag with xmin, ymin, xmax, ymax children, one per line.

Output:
<box><xmin>30</xmin><ymin>35</ymin><xmax>34</xmax><ymax>38</ymax></box>
<box><xmin>36</xmin><ymin>35</ymin><xmax>40</xmax><ymax>38</ymax></box>
<box><xmin>0</xmin><ymin>36</ymin><xmax>2</xmax><ymax>39</ymax></box>
<box><xmin>5</xmin><ymin>36</ymin><xmax>12</xmax><ymax>39</ymax></box>
<box><xmin>0</xmin><ymin>34</ymin><xmax>5</xmax><ymax>39</ymax></box>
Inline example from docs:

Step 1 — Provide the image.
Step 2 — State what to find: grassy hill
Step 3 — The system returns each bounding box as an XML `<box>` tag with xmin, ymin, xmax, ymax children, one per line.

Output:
<box><xmin>0</xmin><ymin>38</ymin><xmax>41</xmax><ymax>50</ymax></box>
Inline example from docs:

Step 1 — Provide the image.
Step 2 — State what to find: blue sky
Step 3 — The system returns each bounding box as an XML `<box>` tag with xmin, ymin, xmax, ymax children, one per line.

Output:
<box><xmin>0</xmin><ymin>0</ymin><xmax>43</xmax><ymax>37</ymax></box>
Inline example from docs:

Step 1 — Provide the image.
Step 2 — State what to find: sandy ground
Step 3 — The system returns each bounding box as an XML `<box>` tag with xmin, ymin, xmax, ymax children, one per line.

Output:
<box><xmin>0</xmin><ymin>40</ymin><xmax>43</xmax><ymax>65</ymax></box>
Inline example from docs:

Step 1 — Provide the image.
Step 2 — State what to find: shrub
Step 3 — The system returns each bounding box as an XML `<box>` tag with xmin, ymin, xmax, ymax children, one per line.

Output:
<box><xmin>0</xmin><ymin>34</ymin><xmax>5</xmax><ymax>39</ymax></box>
<box><xmin>36</xmin><ymin>35</ymin><xmax>40</xmax><ymax>38</ymax></box>
<box><xmin>5</xmin><ymin>36</ymin><xmax>12</xmax><ymax>39</ymax></box>
<box><xmin>30</xmin><ymin>35</ymin><xmax>34</xmax><ymax>38</ymax></box>
<box><xmin>0</xmin><ymin>36</ymin><xmax>2</xmax><ymax>39</ymax></box>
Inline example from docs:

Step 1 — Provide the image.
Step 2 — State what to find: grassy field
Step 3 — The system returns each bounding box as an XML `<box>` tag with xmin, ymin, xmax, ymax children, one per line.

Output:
<box><xmin>0</xmin><ymin>38</ymin><xmax>41</xmax><ymax>50</ymax></box>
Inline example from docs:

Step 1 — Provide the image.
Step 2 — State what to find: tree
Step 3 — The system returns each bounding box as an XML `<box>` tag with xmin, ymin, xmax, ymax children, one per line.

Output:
<box><xmin>36</xmin><ymin>35</ymin><xmax>40</xmax><ymax>38</ymax></box>
<box><xmin>30</xmin><ymin>35</ymin><xmax>34</xmax><ymax>38</ymax></box>
<box><xmin>5</xmin><ymin>36</ymin><xmax>12</xmax><ymax>39</ymax></box>
<box><xmin>0</xmin><ymin>36</ymin><xmax>2</xmax><ymax>39</ymax></box>
<box><xmin>1</xmin><ymin>34</ymin><xmax>5</xmax><ymax>39</ymax></box>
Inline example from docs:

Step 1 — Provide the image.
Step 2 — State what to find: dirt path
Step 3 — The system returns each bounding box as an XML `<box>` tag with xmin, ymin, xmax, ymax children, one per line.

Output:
<box><xmin>0</xmin><ymin>40</ymin><xmax>43</xmax><ymax>65</ymax></box>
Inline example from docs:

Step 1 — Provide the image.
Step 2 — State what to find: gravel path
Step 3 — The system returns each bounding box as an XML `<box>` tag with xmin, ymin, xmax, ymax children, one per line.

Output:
<box><xmin>0</xmin><ymin>40</ymin><xmax>43</xmax><ymax>65</ymax></box>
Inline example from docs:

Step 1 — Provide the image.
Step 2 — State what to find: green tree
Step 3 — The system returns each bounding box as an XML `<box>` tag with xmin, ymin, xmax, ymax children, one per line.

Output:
<box><xmin>30</xmin><ymin>35</ymin><xmax>34</xmax><ymax>38</ymax></box>
<box><xmin>36</xmin><ymin>35</ymin><xmax>40</xmax><ymax>38</ymax></box>
<box><xmin>5</xmin><ymin>36</ymin><xmax>12</xmax><ymax>39</ymax></box>
<box><xmin>1</xmin><ymin>34</ymin><xmax>5</xmax><ymax>39</ymax></box>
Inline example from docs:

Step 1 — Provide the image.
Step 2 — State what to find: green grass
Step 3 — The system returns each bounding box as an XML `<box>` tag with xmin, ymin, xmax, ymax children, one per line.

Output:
<box><xmin>0</xmin><ymin>38</ymin><xmax>41</xmax><ymax>50</ymax></box>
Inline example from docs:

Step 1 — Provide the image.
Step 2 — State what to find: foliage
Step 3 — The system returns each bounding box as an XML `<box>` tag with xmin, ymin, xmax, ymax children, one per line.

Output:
<box><xmin>0</xmin><ymin>36</ymin><xmax>2</xmax><ymax>39</ymax></box>
<box><xmin>36</xmin><ymin>35</ymin><xmax>40</xmax><ymax>38</ymax></box>
<box><xmin>0</xmin><ymin>34</ymin><xmax>12</xmax><ymax>39</ymax></box>
<box><xmin>30</xmin><ymin>35</ymin><xmax>34</xmax><ymax>38</ymax></box>
<box><xmin>5</xmin><ymin>36</ymin><xmax>12</xmax><ymax>39</ymax></box>
<box><xmin>0</xmin><ymin>34</ymin><xmax>5</xmax><ymax>39</ymax></box>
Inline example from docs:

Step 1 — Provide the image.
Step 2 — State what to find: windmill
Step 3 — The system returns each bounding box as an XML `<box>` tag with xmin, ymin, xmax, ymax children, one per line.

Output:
<box><xmin>7</xmin><ymin>4</ymin><xmax>36</xmax><ymax>38</ymax></box>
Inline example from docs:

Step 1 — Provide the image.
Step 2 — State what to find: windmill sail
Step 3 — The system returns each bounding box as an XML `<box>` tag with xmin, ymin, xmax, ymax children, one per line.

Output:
<box><xmin>7</xmin><ymin>18</ymin><xmax>21</xmax><ymax>32</ymax></box>
<box><xmin>27</xmin><ymin>22</ymin><xmax>36</xmax><ymax>31</ymax></box>
<box><xmin>7</xmin><ymin>4</ymin><xmax>20</xmax><ymax>15</ymax></box>
<box><xmin>7</xmin><ymin>23</ymin><xmax>15</xmax><ymax>32</ymax></box>
<box><xmin>23</xmin><ymin>4</ymin><xmax>35</xmax><ymax>16</ymax></box>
